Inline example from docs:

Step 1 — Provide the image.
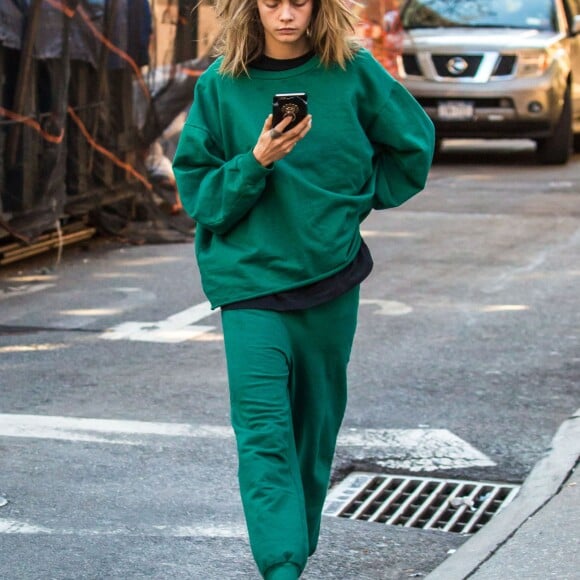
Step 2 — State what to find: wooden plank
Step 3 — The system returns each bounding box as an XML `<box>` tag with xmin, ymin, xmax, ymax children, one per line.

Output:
<box><xmin>19</xmin><ymin>69</ymin><xmax>40</xmax><ymax>210</ymax></box>
<box><xmin>67</xmin><ymin>62</ymin><xmax>92</xmax><ymax>196</ymax></box>
<box><xmin>0</xmin><ymin>226</ymin><xmax>96</xmax><ymax>266</ymax></box>
<box><xmin>5</xmin><ymin>0</ymin><xmax>43</xmax><ymax>168</ymax></box>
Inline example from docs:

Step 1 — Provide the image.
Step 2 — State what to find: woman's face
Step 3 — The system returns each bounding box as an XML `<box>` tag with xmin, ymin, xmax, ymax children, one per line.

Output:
<box><xmin>257</xmin><ymin>0</ymin><xmax>314</xmax><ymax>58</ymax></box>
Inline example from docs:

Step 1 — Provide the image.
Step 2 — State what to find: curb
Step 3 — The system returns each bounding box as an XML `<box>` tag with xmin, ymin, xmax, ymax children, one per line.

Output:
<box><xmin>426</xmin><ymin>407</ymin><xmax>580</xmax><ymax>580</ymax></box>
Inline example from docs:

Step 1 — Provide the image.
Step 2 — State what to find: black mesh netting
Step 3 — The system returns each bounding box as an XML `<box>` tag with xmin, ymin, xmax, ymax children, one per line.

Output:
<box><xmin>0</xmin><ymin>0</ymin><xmax>216</xmax><ymax>256</ymax></box>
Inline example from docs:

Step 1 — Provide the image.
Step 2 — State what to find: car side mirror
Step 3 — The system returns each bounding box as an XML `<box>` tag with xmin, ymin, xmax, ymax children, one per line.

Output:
<box><xmin>573</xmin><ymin>15</ymin><xmax>580</xmax><ymax>35</ymax></box>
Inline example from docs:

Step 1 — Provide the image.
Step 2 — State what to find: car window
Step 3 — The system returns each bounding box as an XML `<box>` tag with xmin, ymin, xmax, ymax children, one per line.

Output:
<box><xmin>401</xmin><ymin>0</ymin><xmax>557</xmax><ymax>31</ymax></box>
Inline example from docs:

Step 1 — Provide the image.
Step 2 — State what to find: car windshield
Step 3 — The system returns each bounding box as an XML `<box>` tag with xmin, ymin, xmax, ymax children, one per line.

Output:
<box><xmin>401</xmin><ymin>0</ymin><xmax>557</xmax><ymax>31</ymax></box>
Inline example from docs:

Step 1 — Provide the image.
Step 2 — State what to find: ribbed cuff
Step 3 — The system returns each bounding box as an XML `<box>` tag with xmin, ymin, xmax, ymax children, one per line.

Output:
<box><xmin>264</xmin><ymin>562</ymin><xmax>301</xmax><ymax>580</ymax></box>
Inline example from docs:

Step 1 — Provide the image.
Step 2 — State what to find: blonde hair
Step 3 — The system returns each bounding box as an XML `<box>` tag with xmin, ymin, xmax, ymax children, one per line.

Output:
<box><xmin>212</xmin><ymin>0</ymin><xmax>360</xmax><ymax>76</ymax></box>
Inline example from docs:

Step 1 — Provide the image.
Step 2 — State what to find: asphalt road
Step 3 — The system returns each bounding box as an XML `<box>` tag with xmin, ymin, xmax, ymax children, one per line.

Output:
<box><xmin>0</xmin><ymin>141</ymin><xmax>579</xmax><ymax>579</ymax></box>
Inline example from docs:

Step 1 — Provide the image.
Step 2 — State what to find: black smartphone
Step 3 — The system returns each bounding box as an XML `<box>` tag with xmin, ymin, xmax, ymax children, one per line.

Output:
<box><xmin>272</xmin><ymin>93</ymin><xmax>308</xmax><ymax>132</ymax></box>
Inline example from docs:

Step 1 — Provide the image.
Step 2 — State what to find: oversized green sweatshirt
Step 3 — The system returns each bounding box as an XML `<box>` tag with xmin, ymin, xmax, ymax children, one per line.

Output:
<box><xmin>173</xmin><ymin>48</ymin><xmax>434</xmax><ymax>308</ymax></box>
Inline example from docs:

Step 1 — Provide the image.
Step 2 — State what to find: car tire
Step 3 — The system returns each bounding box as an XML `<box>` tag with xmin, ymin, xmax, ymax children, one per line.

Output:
<box><xmin>573</xmin><ymin>133</ymin><xmax>580</xmax><ymax>154</ymax></box>
<box><xmin>535</xmin><ymin>87</ymin><xmax>572</xmax><ymax>165</ymax></box>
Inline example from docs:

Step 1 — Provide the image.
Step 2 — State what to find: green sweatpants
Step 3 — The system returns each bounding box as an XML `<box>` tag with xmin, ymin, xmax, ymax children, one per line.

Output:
<box><xmin>221</xmin><ymin>287</ymin><xmax>359</xmax><ymax>579</ymax></box>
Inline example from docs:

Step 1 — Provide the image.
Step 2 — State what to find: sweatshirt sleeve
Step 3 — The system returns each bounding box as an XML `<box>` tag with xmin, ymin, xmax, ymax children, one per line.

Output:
<box><xmin>367</xmin><ymin>80</ymin><xmax>435</xmax><ymax>210</ymax></box>
<box><xmin>172</xmin><ymin>84</ymin><xmax>272</xmax><ymax>235</ymax></box>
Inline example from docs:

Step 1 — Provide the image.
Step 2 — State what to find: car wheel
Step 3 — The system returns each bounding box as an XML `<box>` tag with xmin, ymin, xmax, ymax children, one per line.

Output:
<box><xmin>535</xmin><ymin>87</ymin><xmax>572</xmax><ymax>165</ymax></box>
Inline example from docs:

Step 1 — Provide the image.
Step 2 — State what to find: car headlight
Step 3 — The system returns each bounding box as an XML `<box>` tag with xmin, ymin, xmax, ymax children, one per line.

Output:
<box><xmin>517</xmin><ymin>50</ymin><xmax>552</xmax><ymax>77</ymax></box>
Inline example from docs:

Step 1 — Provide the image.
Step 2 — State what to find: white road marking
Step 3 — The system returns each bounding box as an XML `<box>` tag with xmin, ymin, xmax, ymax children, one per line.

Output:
<box><xmin>0</xmin><ymin>519</ymin><xmax>246</xmax><ymax>538</ymax></box>
<box><xmin>0</xmin><ymin>520</ymin><xmax>53</xmax><ymax>534</ymax></box>
<box><xmin>548</xmin><ymin>181</ymin><xmax>574</xmax><ymax>189</ymax></box>
<box><xmin>0</xmin><ymin>414</ymin><xmax>494</xmax><ymax>470</ymax></box>
<box><xmin>0</xmin><ymin>343</ymin><xmax>69</xmax><ymax>354</ymax></box>
<box><xmin>0</xmin><ymin>283</ymin><xmax>55</xmax><ymax>301</ymax></box>
<box><xmin>0</xmin><ymin>415</ymin><xmax>495</xmax><ymax>537</ymax></box>
<box><xmin>101</xmin><ymin>296</ymin><xmax>413</xmax><ymax>343</ymax></box>
<box><xmin>361</xmin><ymin>230</ymin><xmax>416</xmax><ymax>238</ymax></box>
<box><xmin>360</xmin><ymin>298</ymin><xmax>413</xmax><ymax>316</ymax></box>
<box><xmin>339</xmin><ymin>427</ymin><xmax>494</xmax><ymax>471</ymax></box>
<box><xmin>101</xmin><ymin>300</ymin><xmax>217</xmax><ymax>342</ymax></box>
<box><xmin>480</xmin><ymin>304</ymin><xmax>529</xmax><ymax>313</ymax></box>
<box><xmin>0</xmin><ymin>414</ymin><xmax>232</xmax><ymax>444</ymax></box>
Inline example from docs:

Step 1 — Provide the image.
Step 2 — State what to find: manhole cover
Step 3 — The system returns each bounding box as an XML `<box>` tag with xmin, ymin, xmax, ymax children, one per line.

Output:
<box><xmin>324</xmin><ymin>472</ymin><xmax>520</xmax><ymax>534</ymax></box>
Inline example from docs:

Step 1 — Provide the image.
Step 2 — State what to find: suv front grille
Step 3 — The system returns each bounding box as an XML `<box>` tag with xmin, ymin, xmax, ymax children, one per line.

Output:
<box><xmin>492</xmin><ymin>55</ymin><xmax>516</xmax><ymax>77</ymax></box>
<box><xmin>401</xmin><ymin>53</ymin><xmax>516</xmax><ymax>80</ymax></box>
<box><xmin>432</xmin><ymin>54</ymin><xmax>483</xmax><ymax>78</ymax></box>
<box><xmin>402</xmin><ymin>54</ymin><xmax>422</xmax><ymax>76</ymax></box>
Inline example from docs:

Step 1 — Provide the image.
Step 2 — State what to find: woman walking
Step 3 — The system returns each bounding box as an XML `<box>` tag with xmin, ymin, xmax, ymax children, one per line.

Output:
<box><xmin>173</xmin><ymin>0</ymin><xmax>434</xmax><ymax>577</ymax></box>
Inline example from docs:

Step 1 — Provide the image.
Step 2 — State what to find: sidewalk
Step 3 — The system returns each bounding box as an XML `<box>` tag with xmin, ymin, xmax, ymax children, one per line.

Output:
<box><xmin>427</xmin><ymin>408</ymin><xmax>580</xmax><ymax>580</ymax></box>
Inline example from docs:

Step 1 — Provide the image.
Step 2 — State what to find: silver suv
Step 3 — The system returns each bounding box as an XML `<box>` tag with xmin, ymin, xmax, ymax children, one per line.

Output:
<box><xmin>394</xmin><ymin>0</ymin><xmax>580</xmax><ymax>164</ymax></box>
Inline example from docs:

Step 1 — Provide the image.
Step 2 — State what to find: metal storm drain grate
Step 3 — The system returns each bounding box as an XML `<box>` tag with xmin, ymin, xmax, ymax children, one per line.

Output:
<box><xmin>323</xmin><ymin>472</ymin><xmax>520</xmax><ymax>535</ymax></box>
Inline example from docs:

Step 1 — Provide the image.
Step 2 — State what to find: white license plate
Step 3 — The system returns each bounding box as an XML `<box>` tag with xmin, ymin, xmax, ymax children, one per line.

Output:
<box><xmin>438</xmin><ymin>101</ymin><xmax>474</xmax><ymax>120</ymax></box>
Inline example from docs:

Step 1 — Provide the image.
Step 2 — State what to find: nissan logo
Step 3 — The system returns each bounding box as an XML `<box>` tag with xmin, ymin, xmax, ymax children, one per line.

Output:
<box><xmin>447</xmin><ymin>56</ymin><xmax>469</xmax><ymax>75</ymax></box>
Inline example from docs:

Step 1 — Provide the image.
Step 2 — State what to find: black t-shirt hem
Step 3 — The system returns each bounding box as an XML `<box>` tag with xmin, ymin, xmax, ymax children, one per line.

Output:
<box><xmin>221</xmin><ymin>241</ymin><xmax>373</xmax><ymax>312</ymax></box>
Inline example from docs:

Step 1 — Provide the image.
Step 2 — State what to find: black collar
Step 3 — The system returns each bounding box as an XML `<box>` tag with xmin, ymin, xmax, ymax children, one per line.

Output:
<box><xmin>249</xmin><ymin>51</ymin><xmax>315</xmax><ymax>71</ymax></box>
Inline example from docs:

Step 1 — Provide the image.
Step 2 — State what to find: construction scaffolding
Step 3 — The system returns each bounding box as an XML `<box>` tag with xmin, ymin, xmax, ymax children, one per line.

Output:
<box><xmin>0</xmin><ymin>0</ymin><xmax>218</xmax><ymax>263</ymax></box>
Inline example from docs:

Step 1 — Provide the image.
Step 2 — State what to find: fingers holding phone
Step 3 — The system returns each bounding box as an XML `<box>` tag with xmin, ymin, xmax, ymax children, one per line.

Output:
<box><xmin>253</xmin><ymin>107</ymin><xmax>312</xmax><ymax>167</ymax></box>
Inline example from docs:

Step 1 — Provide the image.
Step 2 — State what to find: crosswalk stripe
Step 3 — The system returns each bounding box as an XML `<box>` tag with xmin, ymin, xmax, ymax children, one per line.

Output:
<box><xmin>0</xmin><ymin>414</ymin><xmax>495</xmax><ymax>471</ymax></box>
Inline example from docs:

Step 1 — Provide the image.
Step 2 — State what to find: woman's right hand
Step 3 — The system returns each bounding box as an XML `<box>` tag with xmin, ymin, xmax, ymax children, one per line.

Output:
<box><xmin>252</xmin><ymin>113</ymin><xmax>312</xmax><ymax>167</ymax></box>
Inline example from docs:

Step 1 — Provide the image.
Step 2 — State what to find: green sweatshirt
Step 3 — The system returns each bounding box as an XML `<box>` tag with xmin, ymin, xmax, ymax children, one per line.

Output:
<box><xmin>173</xmin><ymin>48</ymin><xmax>434</xmax><ymax>308</ymax></box>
